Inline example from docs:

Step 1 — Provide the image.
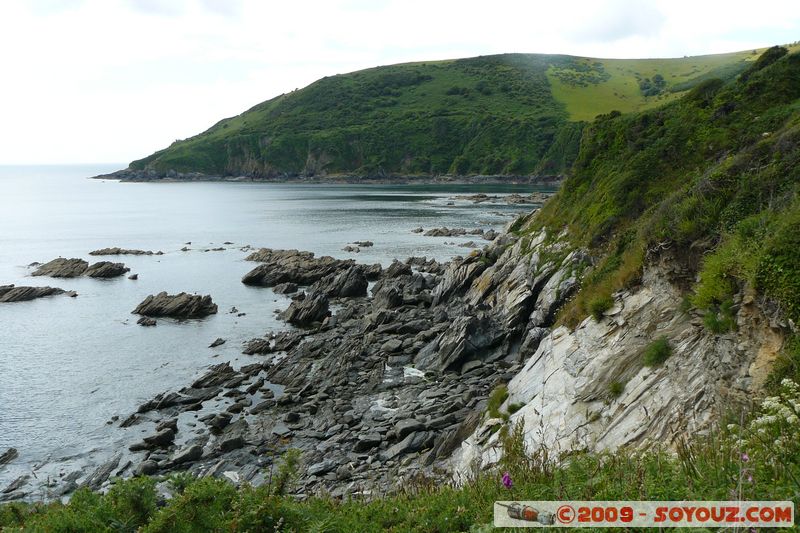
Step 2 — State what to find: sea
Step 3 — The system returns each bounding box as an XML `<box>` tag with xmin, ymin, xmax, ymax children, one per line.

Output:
<box><xmin>0</xmin><ymin>164</ymin><xmax>554</xmax><ymax>497</ymax></box>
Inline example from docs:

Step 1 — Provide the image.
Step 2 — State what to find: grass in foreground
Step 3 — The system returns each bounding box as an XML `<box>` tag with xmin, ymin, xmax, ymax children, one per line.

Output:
<box><xmin>2</xmin><ymin>379</ymin><xmax>799</xmax><ymax>532</ymax></box>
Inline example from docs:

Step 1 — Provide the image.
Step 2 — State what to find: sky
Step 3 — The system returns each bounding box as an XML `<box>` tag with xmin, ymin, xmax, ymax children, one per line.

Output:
<box><xmin>0</xmin><ymin>0</ymin><xmax>798</xmax><ymax>165</ymax></box>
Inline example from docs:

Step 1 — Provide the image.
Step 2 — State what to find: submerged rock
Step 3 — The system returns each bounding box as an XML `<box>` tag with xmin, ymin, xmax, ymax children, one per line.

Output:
<box><xmin>0</xmin><ymin>285</ymin><xmax>65</xmax><ymax>303</ymax></box>
<box><xmin>133</xmin><ymin>292</ymin><xmax>218</xmax><ymax>319</ymax></box>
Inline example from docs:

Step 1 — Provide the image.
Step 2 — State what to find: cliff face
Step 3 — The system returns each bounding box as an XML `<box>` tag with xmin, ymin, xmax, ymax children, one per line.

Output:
<box><xmin>450</xmin><ymin>241</ymin><xmax>787</xmax><ymax>475</ymax></box>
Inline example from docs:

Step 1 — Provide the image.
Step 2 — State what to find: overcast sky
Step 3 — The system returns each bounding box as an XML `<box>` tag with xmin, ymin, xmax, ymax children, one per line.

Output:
<box><xmin>1</xmin><ymin>0</ymin><xmax>797</xmax><ymax>165</ymax></box>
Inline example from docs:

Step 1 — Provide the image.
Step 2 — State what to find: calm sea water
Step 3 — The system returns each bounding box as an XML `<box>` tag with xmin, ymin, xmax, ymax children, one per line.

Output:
<box><xmin>0</xmin><ymin>164</ymin><xmax>552</xmax><ymax>495</ymax></box>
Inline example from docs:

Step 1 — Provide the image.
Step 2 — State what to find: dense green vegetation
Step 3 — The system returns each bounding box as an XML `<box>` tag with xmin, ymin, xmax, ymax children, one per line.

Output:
<box><xmin>529</xmin><ymin>47</ymin><xmax>800</xmax><ymax>334</ymax></box>
<box><xmin>4</xmin><ymin>377</ymin><xmax>800</xmax><ymax>531</ymax></box>
<box><xmin>129</xmin><ymin>47</ymin><xmax>782</xmax><ymax>178</ymax></box>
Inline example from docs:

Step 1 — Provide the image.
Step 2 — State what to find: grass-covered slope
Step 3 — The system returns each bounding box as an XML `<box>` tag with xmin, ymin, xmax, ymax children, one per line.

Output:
<box><xmin>129</xmin><ymin>48</ymin><xmax>776</xmax><ymax>179</ymax></box>
<box><xmin>528</xmin><ymin>46</ymin><xmax>800</xmax><ymax>355</ymax></box>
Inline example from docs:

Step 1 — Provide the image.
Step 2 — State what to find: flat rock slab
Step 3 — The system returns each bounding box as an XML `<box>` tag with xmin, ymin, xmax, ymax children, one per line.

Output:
<box><xmin>241</xmin><ymin>248</ymin><xmax>355</xmax><ymax>287</ymax></box>
<box><xmin>0</xmin><ymin>285</ymin><xmax>66</xmax><ymax>303</ymax></box>
<box><xmin>90</xmin><ymin>247</ymin><xmax>163</xmax><ymax>256</ymax></box>
<box><xmin>133</xmin><ymin>292</ymin><xmax>218</xmax><ymax>319</ymax></box>
<box><xmin>32</xmin><ymin>258</ymin><xmax>130</xmax><ymax>279</ymax></box>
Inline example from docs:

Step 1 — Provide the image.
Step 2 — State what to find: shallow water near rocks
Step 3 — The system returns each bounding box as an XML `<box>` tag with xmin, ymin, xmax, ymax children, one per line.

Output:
<box><xmin>0</xmin><ymin>164</ymin><xmax>554</xmax><ymax>497</ymax></box>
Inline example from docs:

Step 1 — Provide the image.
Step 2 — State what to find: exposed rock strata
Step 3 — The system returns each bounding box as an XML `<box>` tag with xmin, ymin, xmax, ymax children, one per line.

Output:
<box><xmin>0</xmin><ymin>285</ymin><xmax>66</xmax><ymax>303</ymax></box>
<box><xmin>133</xmin><ymin>292</ymin><xmax>218</xmax><ymax>319</ymax></box>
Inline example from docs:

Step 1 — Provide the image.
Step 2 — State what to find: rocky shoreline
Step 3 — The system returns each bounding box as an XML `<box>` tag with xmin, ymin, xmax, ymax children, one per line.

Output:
<box><xmin>2</xmin><ymin>207</ymin><xmax>784</xmax><ymax>504</ymax></box>
<box><xmin>91</xmin><ymin>168</ymin><xmax>565</xmax><ymax>186</ymax></box>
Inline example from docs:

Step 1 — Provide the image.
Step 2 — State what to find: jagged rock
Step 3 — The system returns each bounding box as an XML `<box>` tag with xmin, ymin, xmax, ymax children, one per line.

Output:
<box><xmin>381</xmin><ymin>431</ymin><xmax>434</xmax><ymax>461</ymax></box>
<box><xmin>384</xmin><ymin>260</ymin><xmax>412</xmax><ymax>278</ymax></box>
<box><xmin>353</xmin><ymin>241</ymin><xmax>373</xmax><ymax>247</ymax></box>
<box><xmin>273</xmin><ymin>282</ymin><xmax>298</xmax><ymax>295</ymax></box>
<box><xmin>483</xmin><ymin>229</ymin><xmax>498</xmax><ymax>241</ymax></box>
<box><xmin>83</xmin><ymin>454</ymin><xmax>121</xmax><ymax>490</ymax></box>
<box><xmin>280</xmin><ymin>291</ymin><xmax>329</xmax><ymax>326</ymax></box>
<box><xmin>363</xmin><ymin>263</ymin><xmax>383</xmax><ymax>280</ymax></box>
<box><xmin>0</xmin><ymin>285</ymin><xmax>65</xmax><ymax>303</ymax></box>
<box><xmin>85</xmin><ymin>261</ymin><xmax>130</xmax><ymax>278</ymax></box>
<box><xmin>135</xmin><ymin>460</ymin><xmax>159</xmax><ymax>476</ymax></box>
<box><xmin>137</xmin><ymin>317</ymin><xmax>157</xmax><ymax>327</ymax></box>
<box><xmin>241</xmin><ymin>248</ymin><xmax>354</xmax><ymax>287</ymax></box>
<box><xmin>128</xmin><ymin>273</ymin><xmax>139</xmax><ymax>280</ymax></box>
<box><xmin>171</xmin><ymin>445</ymin><xmax>203</xmax><ymax>465</ymax></box>
<box><xmin>219</xmin><ymin>436</ymin><xmax>245</xmax><ymax>452</ymax></box>
<box><xmin>308</xmin><ymin>459</ymin><xmax>337</xmax><ymax>476</ymax></box>
<box><xmin>209</xmin><ymin>338</ymin><xmax>226</xmax><ymax>348</ymax></box>
<box><xmin>528</xmin><ymin>250</ymin><xmax>587</xmax><ymax>327</ymax></box>
<box><xmin>192</xmin><ymin>363</ymin><xmax>236</xmax><ymax>388</ymax></box>
<box><xmin>32</xmin><ymin>258</ymin><xmax>88</xmax><ymax>278</ymax></box>
<box><xmin>434</xmin><ymin>315</ymin><xmax>505</xmax><ymax>372</ymax></box>
<box><xmin>411</xmin><ymin>227</ymin><xmax>424</xmax><ymax>233</ymax></box>
<box><xmin>395</xmin><ymin>419</ymin><xmax>425</xmax><ymax>439</ymax></box>
<box><xmin>431</xmin><ymin>257</ymin><xmax>486</xmax><ymax>305</ymax></box>
<box><xmin>2</xmin><ymin>475</ymin><xmax>28</xmax><ymax>495</ymax></box>
<box><xmin>342</xmin><ymin>245</ymin><xmax>360</xmax><ymax>253</ymax></box>
<box><xmin>242</xmin><ymin>338</ymin><xmax>272</xmax><ymax>355</ymax></box>
<box><xmin>208</xmin><ymin>413</ymin><xmax>233</xmax><ymax>432</ymax></box>
<box><xmin>90</xmin><ymin>247</ymin><xmax>162</xmax><ymax>256</ymax></box>
<box><xmin>424</xmin><ymin>227</ymin><xmax>475</xmax><ymax>237</ymax></box>
<box><xmin>310</xmin><ymin>266</ymin><xmax>368</xmax><ymax>298</ymax></box>
<box><xmin>353</xmin><ymin>433</ymin><xmax>382</xmax><ymax>452</ymax></box>
<box><xmin>131</xmin><ymin>428</ymin><xmax>175</xmax><ymax>451</ymax></box>
<box><xmin>133</xmin><ymin>292</ymin><xmax>218</xmax><ymax>318</ymax></box>
<box><xmin>0</xmin><ymin>448</ymin><xmax>18</xmax><ymax>466</ymax></box>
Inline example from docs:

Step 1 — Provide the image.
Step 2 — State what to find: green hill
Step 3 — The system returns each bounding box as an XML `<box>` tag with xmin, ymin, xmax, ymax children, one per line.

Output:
<box><xmin>127</xmin><ymin>46</ymin><xmax>795</xmax><ymax>179</ymax></box>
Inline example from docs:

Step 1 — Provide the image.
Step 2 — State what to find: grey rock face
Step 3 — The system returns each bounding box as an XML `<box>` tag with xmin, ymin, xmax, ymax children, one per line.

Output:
<box><xmin>171</xmin><ymin>445</ymin><xmax>203</xmax><ymax>465</ymax></box>
<box><xmin>85</xmin><ymin>261</ymin><xmax>130</xmax><ymax>278</ymax></box>
<box><xmin>241</xmin><ymin>248</ymin><xmax>354</xmax><ymax>287</ymax></box>
<box><xmin>32</xmin><ymin>258</ymin><xmax>88</xmax><ymax>278</ymax></box>
<box><xmin>133</xmin><ymin>292</ymin><xmax>218</xmax><ymax>319</ymax></box>
<box><xmin>279</xmin><ymin>291</ymin><xmax>329</xmax><ymax>326</ymax></box>
<box><xmin>90</xmin><ymin>247</ymin><xmax>162</xmax><ymax>256</ymax></box>
<box><xmin>310</xmin><ymin>265</ymin><xmax>368</xmax><ymax>298</ymax></box>
<box><xmin>0</xmin><ymin>448</ymin><xmax>18</xmax><ymax>466</ymax></box>
<box><xmin>0</xmin><ymin>285</ymin><xmax>65</xmax><ymax>303</ymax></box>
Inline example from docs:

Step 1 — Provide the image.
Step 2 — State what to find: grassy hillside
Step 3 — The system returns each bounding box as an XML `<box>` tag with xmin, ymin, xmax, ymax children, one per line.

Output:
<box><xmin>129</xmin><ymin>47</ymin><xmax>780</xmax><ymax>179</ymax></box>
<box><xmin>525</xmin><ymin>46</ymin><xmax>800</xmax><ymax>367</ymax></box>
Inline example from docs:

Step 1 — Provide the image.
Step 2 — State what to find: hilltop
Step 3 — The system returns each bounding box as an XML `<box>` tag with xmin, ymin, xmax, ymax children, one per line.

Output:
<box><xmin>112</xmin><ymin>46</ymin><xmax>793</xmax><ymax>180</ymax></box>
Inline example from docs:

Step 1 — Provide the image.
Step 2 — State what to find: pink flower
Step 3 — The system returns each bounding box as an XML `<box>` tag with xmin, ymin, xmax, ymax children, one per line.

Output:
<box><xmin>502</xmin><ymin>472</ymin><xmax>513</xmax><ymax>489</ymax></box>
<box><xmin>741</xmin><ymin>453</ymin><xmax>750</xmax><ymax>463</ymax></box>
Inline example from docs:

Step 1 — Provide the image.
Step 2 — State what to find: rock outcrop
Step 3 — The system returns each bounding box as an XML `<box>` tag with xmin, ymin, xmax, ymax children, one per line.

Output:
<box><xmin>32</xmin><ymin>258</ymin><xmax>88</xmax><ymax>278</ymax></box>
<box><xmin>241</xmin><ymin>248</ymin><xmax>355</xmax><ymax>287</ymax></box>
<box><xmin>90</xmin><ymin>248</ymin><xmax>163</xmax><ymax>256</ymax></box>
<box><xmin>32</xmin><ymin>258</ymin><xmax>130</xmax><ymax>279</ymax></box>
<box><xmin>133</xmin><ymin>292</ymin><xmax>218</xmax><ymax>319</ymax></box>
<box><xmin>85</xmin><ymin>261</ymin><xmax>130</xmax><ymax>278</ymax></box>
<box><xmin>0</xmin><ymin>285</ymin><xmax>66</xmax><ymax>303</ymax></box>
<box><xmin>452</xmin><ymin>259</ymin><xmax>785</xmax><ymax>476</ymax></box>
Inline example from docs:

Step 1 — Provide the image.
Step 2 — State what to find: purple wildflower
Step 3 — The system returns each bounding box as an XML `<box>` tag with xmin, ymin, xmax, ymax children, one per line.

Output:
<box><xmin>502</xmin><ymin>472</ymin><xmax>513</xmax><ymax>489</ymax></box>
<box><xmin>741</xmin><ymin>452</ymin><xmax>750</xmax><ymax>463</ymax></box>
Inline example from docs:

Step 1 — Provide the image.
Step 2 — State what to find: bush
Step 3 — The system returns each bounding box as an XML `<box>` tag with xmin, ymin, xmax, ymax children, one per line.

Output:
<box><xmin>507</xmin><ymin>402</ymin><xmax>525</xmax><ymax>415</ymax></box>
<box><xmin>608</xmin><ymin>381</ymin><xmax>625</xmax><ymax>398</ymax></box>
<box><xmin>588</xmin><ymin>295</ymin><xmax>614</xmax><ymax>321</ymax></box>
<box><xmin>642</xmin><ymin>337</ymin><xmax>672</xmax><ymax>367</ymax></box>
<box><xmin>487</xmin><ymin>384</ymin><xmax>509</xmax><ymax>419</ymax></box>
<box><xmin>703</xmin><ymin>299</ymin><xmax>737</xmax><ymax>334</ymax></box>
